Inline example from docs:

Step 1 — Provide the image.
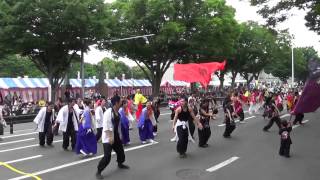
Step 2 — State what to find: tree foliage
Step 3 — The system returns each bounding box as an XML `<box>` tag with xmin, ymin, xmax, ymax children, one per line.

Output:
<box><xmin>228</xmin><ymin>22</ymin><xmax>276</xmax><ymax>87</ymax></box>
<box><xmin>102</xmin><ymin>0</ymin><xmax>239</xmax><ymax>95</ymax></box>
<box><xmin>250</xmin><ymin>0</ymin><xmax>320</xmax><ymax>35</ymax></box>
<box><xmin>0</xmin><ymin>55</ymin><xmax>44</xmax><ymax>77</ymax></box>
<box><xmin>0</xmin><ymin>0</ymin><xmax>110</xmax><ymax>100</ymax></box>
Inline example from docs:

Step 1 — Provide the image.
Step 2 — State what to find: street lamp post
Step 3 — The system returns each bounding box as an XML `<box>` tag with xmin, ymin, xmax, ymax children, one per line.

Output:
<box><xmin>292</xmin><ymin>46</ymin><xmax>294</xmax><ymax>87</ymax></box>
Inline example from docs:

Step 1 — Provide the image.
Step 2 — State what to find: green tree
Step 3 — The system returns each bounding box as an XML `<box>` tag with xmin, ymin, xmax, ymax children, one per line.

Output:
<box><xmin>0</xmin><ymin>54</ymin><xmax>44</xmax><ymax>77</ymax></box>
<box><xmin>131</xmin><ymin>66</ymin><xmax>150</xmax><ymax>79</ymax></box>
<box><xmin>103</xmin><ymin>0</ymin><xmax>239</xmax><ymax>96</ymax></box>
<box><xmin>232</xmin><ymin>22</ymin><xmax>277</xmax><ymax>88</ymax></box>
<box><xmin>68</xmin><ymin>62</ymin><xmax>98</xmax><ymax>79</ymax></box>
<box><xmin>250</xmin><ymin>0</ymin><xmax>320</xmax><ymax>35</ymax></box>
<box><xmin>0</xmin><ymin>0</ymin><xmax>110</xmax><ymax>100</ymax></box>
<box><xmin>102</xmin><ymin>58</ymin><xmax>131</xmax><ymax>79</ymax></box>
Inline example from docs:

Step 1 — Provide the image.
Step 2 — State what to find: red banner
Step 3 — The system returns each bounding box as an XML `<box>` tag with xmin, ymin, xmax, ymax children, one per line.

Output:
<box><xmin>174</xmin><ymin>61</ymin><xmax>226</xmax><ymax>87</ymax></box>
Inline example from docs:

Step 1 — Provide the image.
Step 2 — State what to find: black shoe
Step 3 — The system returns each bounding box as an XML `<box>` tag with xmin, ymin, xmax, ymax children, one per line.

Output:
<box><xmin>63</xmin><ymin>148</ymin><xmax>68</xmax><ymax>151</ymax></box>
<box><xmin>199</xmin><ymin>144</ymin><xmax>209</xmax><ymax>148</ymax></box>
<box><xmin>179</xmin><ymin>153</ymin><xmax>187</xmax><ymax>158</ymax></box>
<box><xmin>118</xmin><ymin>164</ymin><xmax>130</xmax><ymax>169</ymax></box>
<box><xmin>263</xmin><ymin>128</ymin><xmax>269</xmax><ymax>132</ymax></box>
<box><xmin>40</xmin><ymin>144</ymin><xmax>45</xmax><ymax>147</ymax></box>
<box><xmin>95</xmin><ymin>172</ymin><xmax>103</xmax><ymax>179</ymax></box>
<box><xmin>285</xmin><ymin>155</ymin><xmax>291</xmax><ymax>158</ymax></box>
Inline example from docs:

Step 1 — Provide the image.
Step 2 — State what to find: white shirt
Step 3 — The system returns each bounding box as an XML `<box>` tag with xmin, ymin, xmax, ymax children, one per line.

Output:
<box><xmin>95</xmin><ymin>106</ymin><xmax>104</xmax><ymax>128</ymax></box>
<box><xmin>101</xmin><ymin>108</ymin><xmax>114</xmax><ymax>143</ymax></box>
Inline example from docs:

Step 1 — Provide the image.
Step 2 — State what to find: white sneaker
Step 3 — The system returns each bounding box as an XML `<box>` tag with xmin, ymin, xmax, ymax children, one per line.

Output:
<box><xmin>153</xmin><ymin>132</ymin><xmax>157</xmax><ymax>136</ymax></box>
<box><xmin>147</xmin><ymin>139</ymin><xmax>155</xmax><ymax>143</ymax></box>
<box><xmin>170</xmin><ymin>137</ymin><xmax>177</xmax><ymax>142</ymax></box>
<box><xmin>141</xmin><ymin>141</ymin><xmax>147</xmax><ymax>144</ymax></box>
<box><xmin>80</xmin><ymin>149</ymin><xmax>88</xmax><ymax>156</ymax></box>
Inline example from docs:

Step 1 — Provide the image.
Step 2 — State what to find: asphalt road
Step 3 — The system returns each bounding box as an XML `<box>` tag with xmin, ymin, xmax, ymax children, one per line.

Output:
<box><xmin>0</xmin><ymin>107</ymin><xmax>319</xmax><ymax>180</ymax></box>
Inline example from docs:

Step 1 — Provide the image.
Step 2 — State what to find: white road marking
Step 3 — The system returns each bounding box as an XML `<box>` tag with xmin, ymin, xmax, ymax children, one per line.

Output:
<box><xmin>0</xmin><ymin>140</ymin><xmax>63</xmax><ymax>153</ymax></box>
<box><xmin>206</xmin><ymin>156</ymin><xmax>240</xmax><ymax>172</ymax></box>
<box><xmin>160</xmin><ymin>113</ymin><xmax>172</xmax><ymax>116</ymax></box>
<box><xmin>280</xmin><ymin>114</ymin><xmax>290</xmax><ymax>118</ymax></box>
<box><xmin>4</xmin><ymin>128</ymin><xmax>35</xmax><ymax>134</ymax></box>
<box><xmin>293</xmin><ymin>120</ymin><xmax>309</xmax><ymax>129</ymax></box>
<box><xmin>2</xmin><ymin>132</ymin><xmax>38</xmax><ymax>139</ymax></box>
<box><xmin>0</xmin><ymin>138</ymin><xmax>35</xmax><ymax>146</ymax></box>
<box><xmin>4</xmin><ymin>155</ymin><xmax>43</xmax><ymax>164</ymax></box>
<box><xmin>218</xmin><ymin>116</ymin><xmax>255</xmax><ymax>127</ymax></box>
<box><xmin>9</xmin><ymin>141</ymin><xmax>159</xmax><ymax>180</ymax></box>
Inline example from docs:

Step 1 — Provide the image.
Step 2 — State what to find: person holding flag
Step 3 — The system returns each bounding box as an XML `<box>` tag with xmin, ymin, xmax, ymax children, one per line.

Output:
<box><xmin>292</xmin><ymin>57</ymin><xmax>320</xmax><ymax>116</ymax></box>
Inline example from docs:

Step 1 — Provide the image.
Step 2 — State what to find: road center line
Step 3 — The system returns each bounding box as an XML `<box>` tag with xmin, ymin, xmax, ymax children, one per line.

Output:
<box><xmin>2</xmin><ymin>132</ymin><xmax>38</xmax><ymax>139</ymax></box>
<box><xmin>218</xmin><ymin>116</ymin><xmax>255</xmax><ymax>127</ymax></box>
<box><xmin>4</xmin><ymin>155</ymin><xmax>43</xmax><ymax>164</ymax></box>
<box><xmin>0</xmin><ymin>140</ymin><xmax>63</xmax><ymax>153</ymax></box>
<box><xmin>9</xmin><ymin>141</ymin><xmax>159</xmax><ymax>180</ymax></box>
<box><xmin>206</xmin><ymin>156</ymin><xmax>239</xmax><ymax>172</ymax></box>
<box><xmin>0</xmin><ymin>138</ymin><xmax>35</xmax><ymax>146</ymax></box>
<box><xmin>293</xmin><ymin>120</ymin><xmax>309</xmax><ymax>129</ymax></box>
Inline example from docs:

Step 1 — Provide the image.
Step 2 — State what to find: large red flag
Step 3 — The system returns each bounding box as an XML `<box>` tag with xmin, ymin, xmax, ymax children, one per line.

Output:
<box><xmin>174</xmin><ymin>61</ymin><xmax>226</xmax><ymax>87</ymax></box>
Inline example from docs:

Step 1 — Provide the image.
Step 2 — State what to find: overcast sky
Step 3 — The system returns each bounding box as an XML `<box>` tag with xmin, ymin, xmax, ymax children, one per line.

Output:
<box><xmin>84</xmin><ymin>0</ymin><xmax>320</xmax><ymax>66</ymax></box>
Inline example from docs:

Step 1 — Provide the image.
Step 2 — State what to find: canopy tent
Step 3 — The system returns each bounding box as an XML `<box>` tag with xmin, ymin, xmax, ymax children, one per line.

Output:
<box><xmin>161</xmin><ymin>80</ymin><xmax>189</xmax><ymax>87</ymax></box>
<box><xmin>0</xmin><ymin>78</ymin><xmax>152</xmax><ymax>89</ymax></box>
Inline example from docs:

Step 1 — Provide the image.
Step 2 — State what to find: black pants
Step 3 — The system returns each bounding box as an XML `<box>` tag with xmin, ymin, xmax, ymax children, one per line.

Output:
<box><xmin>96</xmin><ymin>127</ymin><xmax>103</xmax><ymax>142</ymax></box>
<box><xmin>198</xmin><ymin>126</ymin><xmax>211</xmax><ymax>146</ymax></box>
<box><xmin>279</xmin><ymin>140</ymin><xmax>291</xmax><ymax>156</ymax></box>
<box><xmin>264</xmin><ymin>117</ymin><xmax>281</xmax><ymax>131</ymax></box>
<box><xmin>39</xmin><ymin>125</ymin><xmax>53</xmax><ymax>146</ymax></box>
<box><xmin>188</xmin><ymin>119</ymin><xmax>195</xmax><ymax>138</ymax></box>
<box><xmin>170</xmin><ymin>110</ymin><xmax>175</xmax><ymax>120</ymax></box>
<box><xmin>293</xmin><ymin>113</ymin><xmax>304</xmax><ymax>125</ymax></box>
<box><xmin>62</xmin><ymin>130</ymin><xmax>77</xmax><ymax>150</ymax></box>
<box><xmin>153</xmin><ymin>125</ymin><xmax>157</xmax><ymax>133</ymax></box>
<box><xmin>177</xmin><ymin>125</ymin><xmax>189</xmax><ymax>155</ymax></box>
<box><xmin>238</xmin><ymin>111</ymin><xmax>244</xmax><ymax>121</ymax></box>
<box><xmin>53</xmin><ymin>123</ymin><xmax>60</xmax><ymax>135</ymax></box>
<box><xmin>223</xmin><ymin>121</ymin><xmax>236</xmax><ymax>137</ymax></box>
<box><xmin>97</xmin><ymin>140</ymin><xmax>125</xmax><ymax>173</ymax></box>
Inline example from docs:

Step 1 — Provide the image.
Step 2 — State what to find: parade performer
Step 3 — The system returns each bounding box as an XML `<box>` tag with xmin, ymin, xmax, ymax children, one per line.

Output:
<box><xmin>233</xmin><ymin>92</ymin><xmax>245</xmax><ymax>123</ymax></box>
<box><xmin>279</xmin><ymin>120</ymin><xmax>292</xmax><ymax>158</ymax></box>
<box><xmin>95</xmin><ymin>99</ymin><xmax>106</xmax><ymax>142</ymax></box>
<box><xmin>134</xmin><ymin>89</ymin><xmax>147</xmax><ymax>120</ymax></box>
<box><xmin>55</xmin><ymin>99</ymin><xmax>79</xmax><ymax>151</ymax></box>
<box><xmin>223</xmin><ymin>95</ymin><xmax>236</xmax><ymax>138</ymax></box>
<box><xmin>138</xmin><ymin>101</ymin><xmax>156</xmax><ymax>144</ymax></box>
<box><xmin>126</xmin><ymin>95</ymin><xmax>135</xmax><ymax>130</ymax></box>
<box><xmin>188</xmin><ymin>96</ymin><xmax>197</xmax><ymax>138</ymax></box>
<box><xmin>198</xmin><ymin>99</ymin><xmax>215</xmax><ymax>147</ymax></box>
<box><xmin>152</xmin><ymin>97</ymin><xmax>161</xmax><ymax>136</ymax></box>
<box><xmin>119</xmin><ymin>100</ymin><xmax>130</xmax><ymax>145</ymax></box>
<box><xmin>263</xmin><ymin>95</ymin><xmax>281</xmax><ymax>132</ymax></box>
<box><xmin>75</xmin><ymin>99</ymin><xmax>97</xmax><ymax>156</ymax></box>
<box><xmin>286</xmin><ymin>92</ymin><xmax>294</xmax><ymax>112</ymax></box>
<box><xmin>248</xmin><ymin>90</ymin><xmax>257</xmax><ymax>115</ymax></box>
<box><xmin>292</xmin><ymin>92</ymin><xmax>305</xmax><ymax>125</ymax></box>
<box><xmin>172</xmin><ymin>96</ymin><xmax>203</xmax><ymax>158</ymax></box>
<box><xmin>96</xmin><ymin>95</ymin><xmax>129</xmax><ymax>180</ymax></box>
<box><xmin>33</xmin><ymin>102</ymin><xmax>55</xmax><ymax>147</ymax></box>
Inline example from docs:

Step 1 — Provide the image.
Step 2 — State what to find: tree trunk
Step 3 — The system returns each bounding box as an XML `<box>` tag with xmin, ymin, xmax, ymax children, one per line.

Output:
<box><xmin>152</xmin><ymin>73</ymin><xmax>162</xmax><ymax>97</ymax></box>
<box><xmin>231</xmin><ymin>71</ymin><xmax>238</xmax><ymax>88</ymax></box>
<box><xmin>219</xmin><ymin>71</ymin><xmax>225</xmax><ymax>90</ymax></box>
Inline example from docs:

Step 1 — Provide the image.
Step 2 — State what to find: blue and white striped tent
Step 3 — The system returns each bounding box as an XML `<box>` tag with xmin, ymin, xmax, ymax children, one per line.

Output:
<box><xmin>161</xmin><ymin>80</ymin><xmax>189</xmax><ymax>87</ymax></box>
<box><xmin>0</xmin><ymin>78</ymin><xmax>152</xmax><ymax>89</ymax></box>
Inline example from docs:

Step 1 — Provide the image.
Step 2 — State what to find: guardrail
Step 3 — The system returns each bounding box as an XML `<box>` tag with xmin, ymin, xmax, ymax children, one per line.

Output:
<box><xmin>1</xmin><ymin>114</ymin><xmax>36</xmax><ymax>134</ymax></box>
